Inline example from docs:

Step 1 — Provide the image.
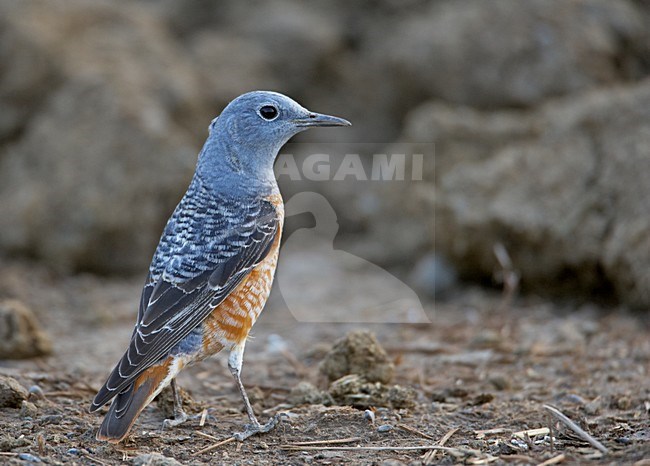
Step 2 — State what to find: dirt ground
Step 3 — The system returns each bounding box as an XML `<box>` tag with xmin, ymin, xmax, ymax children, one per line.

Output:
<box><xmin>0</xmin><ymin>259</ymin><xmax>648</xmax><ymax>465</ymax></box>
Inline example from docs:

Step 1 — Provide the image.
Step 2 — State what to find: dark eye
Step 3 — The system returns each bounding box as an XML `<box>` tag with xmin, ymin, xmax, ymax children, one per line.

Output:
<box><xmin>259</xmin><ymin>105</ymin><xmax>278</xmax><ymax>120</ymax></box>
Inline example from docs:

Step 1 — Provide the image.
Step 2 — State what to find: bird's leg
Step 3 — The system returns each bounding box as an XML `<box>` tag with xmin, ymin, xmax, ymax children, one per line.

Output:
<box><xmin>229</xmin><ymin>343</ymin><xmax>284</xmax><ymax>441</ymax></box>
<box><xmin>162</xmin><ymin>378</ymin><xmax>189</xmax><ymax>429</ymax></box>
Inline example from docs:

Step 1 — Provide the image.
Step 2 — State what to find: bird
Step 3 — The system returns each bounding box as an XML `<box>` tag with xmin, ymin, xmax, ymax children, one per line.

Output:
<box><xmin>89</xmin><ymin>91</ymin><xmax>350</xmax><ymax>443</ymax></box>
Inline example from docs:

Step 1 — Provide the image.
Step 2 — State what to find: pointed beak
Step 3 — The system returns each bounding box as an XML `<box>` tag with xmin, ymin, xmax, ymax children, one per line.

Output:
<box><xmin>294</xmin><ymin>112</ymin><xmax>351</xmax><ymax>128</ymax></box>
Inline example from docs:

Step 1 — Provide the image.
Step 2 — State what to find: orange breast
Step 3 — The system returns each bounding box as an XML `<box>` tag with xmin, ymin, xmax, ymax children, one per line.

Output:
<box><xmin>202</xmin><ymin>193</ymin><xmax>284</xmax><ymax>353</ymax></box>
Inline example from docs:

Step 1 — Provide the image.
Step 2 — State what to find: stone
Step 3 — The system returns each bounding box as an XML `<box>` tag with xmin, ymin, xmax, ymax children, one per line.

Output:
<box><xmin>432</xmin><ymin>80</ymin><xmax>650</xmax><ymax>308</ymax></box>
<box><xmin>132</xmin><ymin>453</ymin><xmax>182</xmax><ymax>466</ymax></box>
<box><xmin>287</xmin><ymin>381</ymin><xmax>333</xmax><ymax>407</ymax></box>
<box><xmin>374</xmin><ymin>0</ymin><xmax>650</xmax><ymax>108</ymax></box>
<box><xmin>328</xmin><ymin>374</ymin><xmax>416</xmax><ymax>410</ymax></box>
<box><xmin>0</xmin><ymin>0</ymin><xmax>204</xmax><ymax>274</ymax></box>
<box><xmin>319</xmin><ymin>331</ymin><xmax>394</xmax><ymax>384</ymax></box>
<box><xmin>0</xmin><ymin>300</ymin><xmax>52</xmax><ymax>359</ymax></box>
<box><xmin>0</xmin><ymin>375</ymin><xmax>29</xmax><ymax>409</ymax></box>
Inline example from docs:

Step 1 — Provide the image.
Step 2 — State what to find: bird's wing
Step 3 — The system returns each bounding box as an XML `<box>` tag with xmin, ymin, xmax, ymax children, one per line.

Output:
<box><xmin>91</xmin><ymin>181</ymin><xmax>279</xmax><ymax>411</ymax></box>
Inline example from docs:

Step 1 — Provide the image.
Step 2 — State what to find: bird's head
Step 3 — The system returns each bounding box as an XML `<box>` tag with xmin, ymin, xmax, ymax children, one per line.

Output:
<box><xmin>199</xmin><ymin>91</ymin><xmax>350</xmax><ymax>186</ymax></box>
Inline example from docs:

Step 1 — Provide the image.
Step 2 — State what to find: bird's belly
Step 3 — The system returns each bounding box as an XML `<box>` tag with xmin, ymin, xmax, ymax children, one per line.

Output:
<box><xmin>177</xmin><ymin>193</ymin><xmax>284</xmax><ymax>362</ymax></box>
<box><xmin>201</xmin><ymin>252</ymin><xmax>279</xmax><ymax>354</ymax></box>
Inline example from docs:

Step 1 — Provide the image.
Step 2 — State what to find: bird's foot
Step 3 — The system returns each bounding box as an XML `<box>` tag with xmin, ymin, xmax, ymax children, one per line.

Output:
<box><xmin>162</xmin><ymin>409</ymin><xmax>189</xmax><ymax>430</ymax></box>
<box><xmin>233</xmin><ymin>413</ymin><xmax>287</xmax><ymax>441</ymax></box>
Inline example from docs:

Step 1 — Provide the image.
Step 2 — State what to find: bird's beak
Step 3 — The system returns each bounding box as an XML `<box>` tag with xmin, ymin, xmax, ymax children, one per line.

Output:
<box><xmin>294</xmin><ymin>112</ymin><xmax>351</xmax><ymax>128</ymax></box>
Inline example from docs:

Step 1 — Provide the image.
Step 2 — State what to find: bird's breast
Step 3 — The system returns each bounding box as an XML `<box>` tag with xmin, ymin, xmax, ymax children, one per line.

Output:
<box><xmin>201</xmin><ymin>192</ymin><xmax>284</xmax><ymax>353</ymax></box>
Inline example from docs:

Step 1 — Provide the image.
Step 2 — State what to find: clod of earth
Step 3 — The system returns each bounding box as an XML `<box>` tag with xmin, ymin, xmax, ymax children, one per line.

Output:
<box><xmin>0</xmin><ymin>375</ymin><xmax>29</xmax><ymax>408</ymax></box>
<box><xmin>319</xmin><ymin>330</ymin><xmax>394</xmax><ymax>384</ymax></box>
<box><xmin>132</xmin><ymin>453</ymin><xmax>183</xmax><ymax>466</ymax></box>
<box><xmin>0</xmin><ymin>300</ymin><xmax>52</xmax><ymax>359</ymax></box>
<box><xmin>328</xmin><ymin>374</ymin><xmax>416</xmax><ymax>409</ymax></box>
<box><xmin>288</xmin><ymin>381</ymin><xmax>333</xmax><ymax>406</ymax></box>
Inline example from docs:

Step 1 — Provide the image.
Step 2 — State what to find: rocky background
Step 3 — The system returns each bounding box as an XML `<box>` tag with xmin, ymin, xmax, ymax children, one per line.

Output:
<box><xmin>1</xmin><ymin>0</ymin><xmax>650</xmax><ymax>309</ymax></box>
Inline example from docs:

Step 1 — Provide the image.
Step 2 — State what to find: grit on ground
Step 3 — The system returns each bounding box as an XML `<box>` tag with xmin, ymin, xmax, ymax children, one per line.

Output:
<box><xmin>0</xmin><ymin>259</ymin><xmax>648</xmax><ymax>465</ymax></box>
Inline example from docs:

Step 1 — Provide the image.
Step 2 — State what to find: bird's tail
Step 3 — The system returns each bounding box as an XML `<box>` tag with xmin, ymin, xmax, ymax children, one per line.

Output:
<box><xmin>96</xmin><ymin>360</ymin><xmax>174</xmax><ymax>443</ymax></box>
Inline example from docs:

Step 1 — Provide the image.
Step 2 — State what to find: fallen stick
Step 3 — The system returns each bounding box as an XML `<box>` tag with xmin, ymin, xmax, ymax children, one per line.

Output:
<box><xmin>513</xmin><ymin>427</ymin><xmax>550</xmax><ymax>440</ymax></box>
<box><xmin>279</xmin><ymin>444</ymin><xmax>480</xmax><ymax>455</ymax></box>
<box><xmin>193</xmin><ymin>436</ymin><xmax>236</xmax><ymax>455</ymax></box>
<box><xmin>543</xmin><ymin>405</ymin><xmax>608</xmax><ymax>454</ymax></box>
<box><xmin>424</xmin><ymin>426</ymin><xmax>459</xmax><ymax>464</ymax></box>
<box><xmin>286</xmin><ymin>437</ymin><xmax>362</xmax><ymax>446</ymax></box>
<box><xmin>536</xmin><ymin>453</ymin><xmax>566</xmax><ymax>466</ymax></box>
<box><xmin>194</xmin><ymin>430</ymin><xmax>219</xmax><ymax>441</ymax></box>
<box><xmin>397</xmin><ymin>423</ymin><xmax>436</xmax><ymax>440</ymax></box>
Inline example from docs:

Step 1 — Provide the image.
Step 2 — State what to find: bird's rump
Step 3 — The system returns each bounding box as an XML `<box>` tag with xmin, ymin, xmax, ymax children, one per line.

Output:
<box><xmin>91</xmin><ymin>181</ymin><xmax>279</xmax><ymax>411</ymax></box>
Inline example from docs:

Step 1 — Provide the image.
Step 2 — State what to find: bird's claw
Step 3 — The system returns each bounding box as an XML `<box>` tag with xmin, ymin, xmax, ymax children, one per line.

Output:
<box><xmin>233</xmin><ymin>413</ymin><xmax>287</xmax><ymax>441</ymax></box>
<box><xmin>161</xmin><ymin>410</ymin><xmax>189</xmax><ymax>430</ymax></box>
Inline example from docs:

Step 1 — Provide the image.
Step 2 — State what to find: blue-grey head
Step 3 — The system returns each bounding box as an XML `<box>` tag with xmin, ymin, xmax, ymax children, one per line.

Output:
<box><xmin>197</xmin><ymin>91</ymin><xmax>350</xmax><ymax>188</ymax></box>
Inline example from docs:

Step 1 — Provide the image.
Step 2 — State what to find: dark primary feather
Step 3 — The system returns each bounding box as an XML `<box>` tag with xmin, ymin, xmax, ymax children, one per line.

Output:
<box><xmin>91</xmin><ymin>175</ymin><xmax>279</xmax><ymax>411</ymax></box>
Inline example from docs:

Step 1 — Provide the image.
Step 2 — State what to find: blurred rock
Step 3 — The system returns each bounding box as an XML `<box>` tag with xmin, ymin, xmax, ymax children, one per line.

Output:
<box><xmin>409</xmin><ymin>253</ymin><xmax>457</xmax><ymax>298</ymax></box>
<box><xmin>155</xmin><ymin>384</ymin><xmax>194</xmax><ymax>420</ymax></box>
<box><xmin>19</xmin><ymin>400</ymin><xmax>38</xmax><ymax>418</ymax></box>
<box><xmin>319</xmin><ymin>330</ymin><xmax>394</xmax><ymax>384</ymax></box>
<box><xmin>376</xmin><ymin>0</ymin><xmax>650</xmax><ymax>108</ymax></box>
<box><xmin>0</xmin><ymin>0</ymin><xmax>649</xmax><ymax>310</ymax></box>
<box><xmin>0</xmin><ymin>375</ymin><xmax>29</xmax><ymax>408</ymax></box>
<box><xmin>288</xmin><ymin>381</ymin><xmax>333</xmax><ymax>406</ymax></box>
<box><xmin>0</xmin><ymin>434</ymin><xmax>30</xmax><ymax>451</ymax></box>
<box><xmin>0</xmin><ymin>300</ymin><xmax>52</xmax><ymax>359</ymax></box>
<box><xmin>328</xmin><ymin>374</ymin><xmax>416</xmax><ymax>409</ymax></box>
<box><xmin>0</xmin><ymin>0</ymin><xmax>204</xmax><ymax>273</ymax></box>
<box><xmin>0</xmin><ymin>15</ymin><xmax>59</xmax><ymax>141</ymax></box>
<box><xmin>427</xmin><ymin>80</ymin><xmax>650</xmax><ymax>308</ymax></box>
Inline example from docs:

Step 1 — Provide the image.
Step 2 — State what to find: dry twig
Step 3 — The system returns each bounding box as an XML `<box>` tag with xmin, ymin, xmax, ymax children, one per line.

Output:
<box><xmin>536</xmin><ymin>453</ymin><xmax>566</xmax><ymax>466</ymax></box>
<box><xmin>493</xmin><ymin>242</ymin><xmax>520</xmax><ymax>312</ymax></box>
<box><xmin>194</xmin><ymin>430</ymin><xmax>219</xmax><ymax>441</ymax></box>
<box><xmin>423</xmin><ymin>426</ymin><xmax>459</xmax><ymax>464</ymax></box>
<box><xmin>475</xmin><ymin>427</ymin><xmax>508</xmax><ymax>439</ymax></box>
<box><xmin>199</xmin><ymin>408</ymin><xmax>208</xmax><ymax>427</ymax></box>
<box><xmin>286</xmin><ymin>437</ymin><xmax>362</xmax><ymax>446</ymax></box>
<box><xmin>543</xmin><ymin>405</ymin><xmax>608</xmax><ymax>454</ymax></box>
<box><xmin>397</xmin><ymin>423</ymin><xmax>436</xmax><ymax>440</ymax></box>
<box><xmin>513</xmin><ymin>427</ymin><xmax>550</xmax><ymax>440</ymax></box>
<box><xmin>499</xmin><ymin>454</ymin><xmax>535</xmax><ymax>463</ymax></box>
<box><xmin>193</xmin><ymin>436</ymin><xmax>236</xmax><ymax>455</ymax></box>
<box><xmin>83</xmin><ymin>454</ymin><xmax>111</xmax><ymax>466</ymax></box>
<box><xmin>280</xmin><ymin>444</ymin><xmax>466</xmax><ymax>453</ymax></box>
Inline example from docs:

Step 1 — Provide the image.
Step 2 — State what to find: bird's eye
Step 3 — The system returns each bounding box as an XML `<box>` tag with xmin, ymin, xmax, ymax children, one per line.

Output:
<box><xmin>258</xmin><ymin>105</ymin><xmax>278</xmax><ymax>121</ymax></box>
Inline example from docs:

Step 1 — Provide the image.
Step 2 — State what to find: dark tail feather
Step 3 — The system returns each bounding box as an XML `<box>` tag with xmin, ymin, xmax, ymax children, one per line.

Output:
<box><xmin>96</xmin><ymin>378</ymin><xmax>156</xmax><ymax>443</ymax></box>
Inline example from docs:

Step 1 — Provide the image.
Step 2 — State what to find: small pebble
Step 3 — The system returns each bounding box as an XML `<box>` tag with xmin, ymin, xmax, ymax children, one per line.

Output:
<box><xmin>266</xmin><ymin>334</ymin><xmax>289</xmax><ymax>353</ymax></box>
<box><xmin>0</xmin><ymin>375</ymin><xmax>29</xmax><ymax>408</ymax></box>
<box><xmin>20</xmin><ymin>400</ymin><xmax>38</xmax><ymax>418</ymax></box>
<box><xmin>363</xmin><ymin>409</ymin><xmax>375</xmax><ymax>424</ymax></box>
<box><xmin>18</xmin><ymin>452</ymin><xmax>41</xmax><ymax>462</ymax></box>
<box><xmin>563</xmin><ymin>393</ymin><xmax>586</xmax><ymax>405</ymax></box>
<box><xmin>28</xmin><ymin>385</ymin><xmax>45</xmax><ymax>401</ymax></box>
<box><xmin>39</xmin><ymin>414</ymin><xmax>63</xmax><ymax>425</ymax></box>
<box><xmin>613</xmin><ymin>396</ymin><xmax>632</xmax><ymax>410</ymax></box>
<box><xmin>377</xmin><ymin>424</ymin><xmax>393</xmax><ymax>433</ymax></box>
<box><xmin>67</xmin><ymin>448</ymin><xmax>80</xmax><ymax>455</ymax></box>
<box><xmin>489</xmin><ymin>375</ymin><xmax>510</xmax><ymax>391</ymax></box>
